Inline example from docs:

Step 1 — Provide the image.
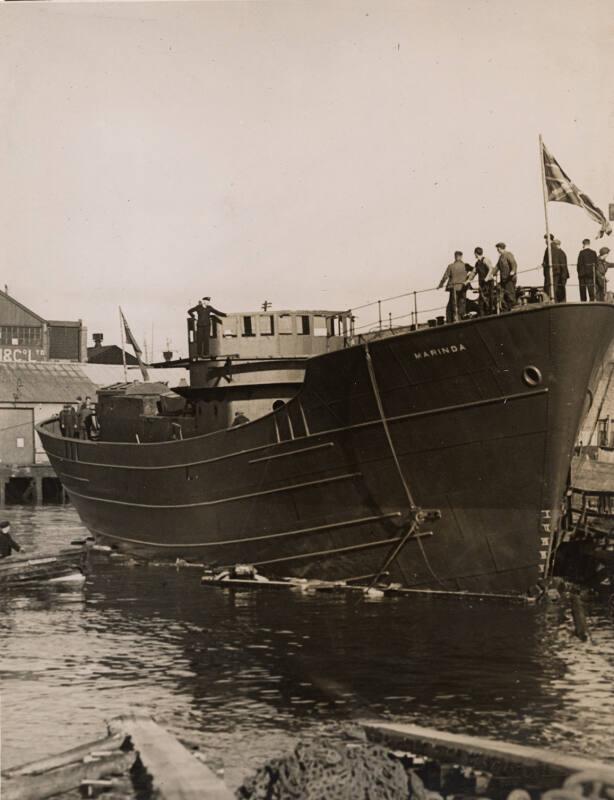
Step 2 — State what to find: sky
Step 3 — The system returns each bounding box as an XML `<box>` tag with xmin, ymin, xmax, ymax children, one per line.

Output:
<box><xmin>1</xmin><ymin>0</ymin><xmax>613</xmax><ymax>358</ymax></box>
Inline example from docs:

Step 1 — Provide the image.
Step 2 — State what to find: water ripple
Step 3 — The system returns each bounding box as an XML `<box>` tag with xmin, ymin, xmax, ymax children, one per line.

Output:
<box><xmin>1</xmin><ymin>507</ymin><xmax>613</xmax><ymax>785</ymax></box>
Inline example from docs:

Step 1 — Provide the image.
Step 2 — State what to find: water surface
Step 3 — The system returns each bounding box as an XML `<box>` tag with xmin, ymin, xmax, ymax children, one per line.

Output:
<box><xmin>1</xmin><ymin>507</ymin><xmax>613</xmax><ymax>785</ymax></box>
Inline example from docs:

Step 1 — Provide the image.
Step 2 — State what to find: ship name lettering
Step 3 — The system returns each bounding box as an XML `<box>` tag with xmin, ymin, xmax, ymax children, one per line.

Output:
<box><xmin>413</xmin><ymin>343</ymin><xmax>467</xmax><ymax>360</ymax></box>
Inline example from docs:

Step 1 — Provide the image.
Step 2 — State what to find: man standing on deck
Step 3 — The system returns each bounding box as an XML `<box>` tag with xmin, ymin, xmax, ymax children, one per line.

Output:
<box><xmin>77</xmin><ymin>396</ymin><xmax>93</xmax><ymax>440</ymax></box>
<box><xmin>473</xmin><ymin>247</ymin><xmax>495</xmax><ymax>315</ymax></box>
<box><xmin>543</xmin><ymin>237</ymin><xmax>569</xmax><ymax>303</ymax></box>
<box><xmin>59</xmin><ymin>403</ymin><xmax>78</xmax><ymax>438</ymax></box>
<box><xmin>576</xmin><ymin>238</ymin><xmax>598</xmax><ymax>301</ymax></box>
<box><xmin>439</xmin><ymin>251</ymin><xmax>471</xmax><ymax>322</ymax></box>
<box><xmin>542</xmin><ymin>234</ymin><xmax>554</xmax><ymax>298</ymax></box>
<box><xmin>552</xmin><ymin>240</ymin><xmax>569</xmax><ymax>303</ymax></box>
<box><xmin>494</xmin><ymin>242</ymin><xmax>518</xmax><ymax>311</ymax></box>
<box><xmin>0</xmin><ymin>521</ymin><xmax>21</xmax><ymax>559</ymax></box>
<box><xmin>596</xmin><ymin>246</ymin><xmax>613</xmax><ymax>301</ymax></box>
<box><xmin>188</xmin><ymin>297</ymin><xmax>227</xmax><ymax>357</ymax></box>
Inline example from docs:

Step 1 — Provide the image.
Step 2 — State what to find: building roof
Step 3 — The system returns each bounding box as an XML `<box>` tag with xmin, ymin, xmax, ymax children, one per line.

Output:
<box><xmin>0</xmin><ymin>290</ymin><xmax>46</xmax><ymax>326</ymax></box>
<box><xmin>0</xmin><ymin>361</ymin><xmax>190</xmax><ymax>404</ymax></box>
<box><xmin>0</xmin><ymin>363</ymin><xmax>98</xmax><ymax>403</ymax></box>
<box><xmin>87</xmin><ymin>345</ymin><xmax>139</xmax><ymax>365</ymax></box>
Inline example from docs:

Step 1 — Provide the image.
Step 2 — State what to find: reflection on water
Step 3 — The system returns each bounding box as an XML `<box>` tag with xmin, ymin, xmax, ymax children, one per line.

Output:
<box><xmin>1</xmin><ymin>507</ymin><xmax>613</xmax><ymax>784</ymax></box>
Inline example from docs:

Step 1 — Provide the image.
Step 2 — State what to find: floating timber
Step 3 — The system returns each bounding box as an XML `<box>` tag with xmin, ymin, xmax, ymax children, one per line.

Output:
<box><xmin>200</xmin><ymin>567</ymin><xmax>534</xmax><ymax>603</ymax></box>
<box><xmin>1</xmin><ymin>714</ymin><xmax>233</xmax><ymax>800</ymax></box>
<box><xmin>0</xmin><ymin>549</ymin><xmax>85</xmax><ymax>589</ymax></box>
<box><xmin>360</xmin><ymin>720</ymin><xmax>614</xmax><ymax>787</ymax></box>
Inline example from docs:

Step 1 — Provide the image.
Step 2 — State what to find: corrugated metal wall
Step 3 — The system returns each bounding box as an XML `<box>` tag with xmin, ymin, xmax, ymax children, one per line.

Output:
<box><xmin>48</xmin><ymin>325</ymin><xmax>81</xmax><ymax>360</ymax></box>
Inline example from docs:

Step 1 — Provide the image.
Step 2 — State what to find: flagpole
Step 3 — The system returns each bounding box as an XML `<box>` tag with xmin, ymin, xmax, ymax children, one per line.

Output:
<box><xmin>119</xmin><ymin>306</ymin><xmax>128</xmax><ymax>383</ymax></box>
<box><xmin>539</xmin><ymin>134</ymin><xmax>554</xmax><ymax>302</ymax></box>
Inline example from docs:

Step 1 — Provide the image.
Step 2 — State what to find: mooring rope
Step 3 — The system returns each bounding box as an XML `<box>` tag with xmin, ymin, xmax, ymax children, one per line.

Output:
<box><xmin>364</xmin><ymin>341</ymin><xmax>445</xmax><ymax>588</ymax></box>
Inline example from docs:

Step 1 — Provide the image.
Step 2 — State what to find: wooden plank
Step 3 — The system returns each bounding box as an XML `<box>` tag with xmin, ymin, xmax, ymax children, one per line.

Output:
<box><xmin>109</xmin><ymin>714</ymin><xmax>233</xmax><ymax>800</ymax></box>
<box><xmin>1</xmin><ymin>751</ymin><xmax>134</xmax><ymax>800</ymax></box>
<box><xmin>201</xmin><ymin>575</ymin><xmax>301</xmax><ymax>589</ymax></box>
<box><xmin>3</xmin><ymin>734</ymin><xmax>124</xmax><ymax>778</ymax></box>
<box><xmin>360</xmin><ymin>721</ymin><xmax>614</xmax><ymax>780</ymax></box>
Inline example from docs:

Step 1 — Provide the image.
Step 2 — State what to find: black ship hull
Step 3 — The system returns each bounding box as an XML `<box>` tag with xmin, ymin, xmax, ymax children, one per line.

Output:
<box><xmin>38</xmin><ymin>304</ymin><xmax>614</xmax><ymax>595</ymax></box>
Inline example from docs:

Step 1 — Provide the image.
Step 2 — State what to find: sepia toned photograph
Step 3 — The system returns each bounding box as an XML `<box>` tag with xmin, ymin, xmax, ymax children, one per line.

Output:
<box><xmin>1</xmin><ymin>0</ymin><xmax>613</xmax><ymax>797</ymax></box>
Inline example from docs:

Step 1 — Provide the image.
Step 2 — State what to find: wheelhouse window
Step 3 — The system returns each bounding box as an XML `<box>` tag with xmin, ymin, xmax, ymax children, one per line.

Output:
<box><xmin>279</xmin><ymin>314</ymin><xmax>293</xmax><ymax>335</ymax></box>
<box><xmin>222</xmin><ymin>317</ymin><xmax>238</xmax><ymax>337</ymax></box>
<box><xmin>242</xmin><ymin>316</ymin><xmax>255</xmax><ymax>337</ymax></box>
<box><xmin>298</xmin><ymin>315</ymin><xmax>310</xmax><ymax>335</ymax></box>
<box><xmin>328</xmin><ymin>316</ymin><xmax>341</xmax><ymax>336</ymax></box>
<box><xmin>259</xmin><ymin>315</ymin><xmax>274</xmax><ymax>336</ymax></box>
<box><xmin>313</xmin><ymin>316</ymin><xmax>328</xmax><ymax>337</ymax></box>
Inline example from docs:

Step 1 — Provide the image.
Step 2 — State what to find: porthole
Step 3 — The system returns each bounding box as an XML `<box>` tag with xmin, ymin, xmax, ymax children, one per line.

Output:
<box><xmin>522</xmin><ymin>365</ymin><xmax>542</xmax><ymax>387</ymax></box>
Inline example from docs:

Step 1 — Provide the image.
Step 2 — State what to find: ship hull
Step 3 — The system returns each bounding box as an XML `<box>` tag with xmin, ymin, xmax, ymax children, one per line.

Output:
<box><xmin>37</xmin><ymin>304</ymin><xmax>614</xmax><ymax>595</ymax></box>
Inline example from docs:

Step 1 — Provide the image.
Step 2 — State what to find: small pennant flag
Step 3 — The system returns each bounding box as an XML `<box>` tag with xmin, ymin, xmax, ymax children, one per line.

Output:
<box><xmin>120</xmin><ymin>308</ymin><xmax>142</xmax><ymax>357</ymax></box>
<box><xmin>542</xmin><ymin>141</ymin><xmax>612</xmax><ymax>238</ymax></box>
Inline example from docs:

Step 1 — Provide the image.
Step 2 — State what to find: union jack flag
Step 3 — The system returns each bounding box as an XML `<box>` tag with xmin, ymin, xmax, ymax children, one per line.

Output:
<box><xmin>542</xmin><ymin>141</ymin><xmax>612</xmax><ymax>238</ymax></box>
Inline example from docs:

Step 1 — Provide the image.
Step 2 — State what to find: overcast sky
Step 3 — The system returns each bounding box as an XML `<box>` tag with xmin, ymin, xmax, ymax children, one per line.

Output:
<box><xmin>1</xmin><ymin>0</ymin><xmax>612</xmax><ymax>358</ymax></box>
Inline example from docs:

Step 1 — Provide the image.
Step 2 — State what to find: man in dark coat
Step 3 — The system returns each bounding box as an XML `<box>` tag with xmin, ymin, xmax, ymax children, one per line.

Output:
<box><xmin>576</xmin><ymin>238</ymin><xmax>598</xmax><ymax>301</ymax></box>
<box><xmin>0</xmin><ymin>521</ymin><xmax>21</xmax><ymax>559</ymax></box>
<box><xmin>187</xmin><ymin>297</ymin><xmax>227</xmax><ymax>357</ymax></box>
<box><xmin>232</xmin><ymin>410</ymin><xmax>250</xmax><ymax>426</ymax></box>
<box><xmin>542</xmin><ymin>234</ymin><xmax>555</xmax><ymax>298</ymax></box>
<box><xmin>59</xmin><ymin>404</ymin><xmax>78</xmax><ymax>438</ymax></box>
<box><xmin>77</xmin><ymin>396</ymin><xmax>93</xmax><ymax>440</ymax></box>
<box><xmin>494</xmin><ymin>242</ymin><xmax>518</xmax><ymax>311</ymax></box>
<box><xmin>543</xmin><ymin>237</ymin><xmax>569</xmax><ymax>303</ymax></box>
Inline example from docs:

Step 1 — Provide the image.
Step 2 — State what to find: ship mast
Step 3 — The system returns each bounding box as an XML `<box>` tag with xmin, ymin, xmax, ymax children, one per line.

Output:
<box><xmin>539</xmin><ymin>133</ymin><xmax>554</xmax><ymax>302</ymax></box>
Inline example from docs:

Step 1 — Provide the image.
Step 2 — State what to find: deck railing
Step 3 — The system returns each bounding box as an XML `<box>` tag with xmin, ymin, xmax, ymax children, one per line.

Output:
<box><xmin>346</xmin><ymin>263</ymin><xmax>611</xmax><ymax>340</ymax></box>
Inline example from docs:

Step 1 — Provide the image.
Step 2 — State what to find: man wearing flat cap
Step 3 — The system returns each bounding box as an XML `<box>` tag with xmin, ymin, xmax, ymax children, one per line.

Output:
<box><xmin>576</xmin><ymin>238</ymin><xmax>598</xmax><ymax>301</ymax></box>
<box><xmin>0</xmin><ymin>521</ymin><xmax>21</xmax><ymax>559</ymax></box>
<box><xmin>543</xmin><ymin>236</ymin><xmax>569</xmax><ymax>303</ymax></box>
<box><xmin>494</xmin><ymin>242</ymin><xmax>518</xmax><ymax>311</ymax></box>
<box><xmin>438</xmin><ymin>251</ymin><xmax>471</xmax><ymax>322</ymax></box>
<box><xmin>596</xmin><ymin>246</ymin><xmax>613</xmax><ymax>301</ymax></box>
<box><xmin>188</xmin><ymin>297</ymin><xmax>227</xmax><ymax>357</ymax></box>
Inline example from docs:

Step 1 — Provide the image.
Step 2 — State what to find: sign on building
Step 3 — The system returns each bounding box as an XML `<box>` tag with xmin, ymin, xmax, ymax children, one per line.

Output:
<box><xmin>0</xmin><ymin>346</ymin><xmax>46</xmax><ymax>363</ymax></box>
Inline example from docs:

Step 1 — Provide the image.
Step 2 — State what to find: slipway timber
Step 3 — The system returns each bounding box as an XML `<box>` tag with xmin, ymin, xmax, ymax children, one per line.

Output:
<box><xmin>37</xmin><ymin>302</ymin><xmax>614</xmax><ymax>596</ymax></box>
<box><xmin>5</xmin><ymin>716</ymin><xmax>614</xmax><ymax>800</ymax></box>
<box><xmin>1</xmin><ymin>714</ymin><xmax>232</xmax><ymax>800</ymax></box>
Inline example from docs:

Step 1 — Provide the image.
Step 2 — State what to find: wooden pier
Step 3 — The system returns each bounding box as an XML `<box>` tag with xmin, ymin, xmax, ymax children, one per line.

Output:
<box><xmin>2</xmin><ymin>714</ymin><xmax>233</xmax><ymax>800</ymax></box>
<box><xmin>4</xmin><ymin>716</ymin><xmax>614</xmax><ymax>800</ymax></box>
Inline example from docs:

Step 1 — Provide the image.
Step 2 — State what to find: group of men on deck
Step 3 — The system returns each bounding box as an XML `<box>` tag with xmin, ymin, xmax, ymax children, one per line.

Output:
<box><xmin>439</xmin><ymin>238</ymin><xmax>612</xmax><ymax>322</ymax></box>
<box><xmin>438</xmin><ymin>243</ymin><xmax>518</xmax><ymax>322</ymax></box>
<box><xmin>572</xmin><ymin>239</ymin><xmax>613</xmax><ymax>303</ymax></box>
<box><xmin>59</xmin><ymin>396</ymin><xmax>99</xmax><ymax>440</ymax></box>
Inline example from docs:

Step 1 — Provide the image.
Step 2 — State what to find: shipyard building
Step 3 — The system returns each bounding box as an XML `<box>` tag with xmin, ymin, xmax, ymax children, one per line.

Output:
<box><xmin>0</xmin><ymin>290</ymin><xmax>182</xmax><ymax>504</ymax></box>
